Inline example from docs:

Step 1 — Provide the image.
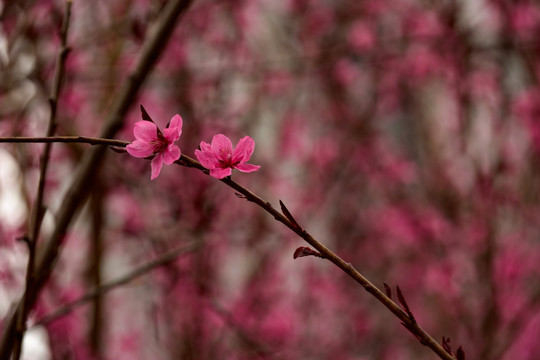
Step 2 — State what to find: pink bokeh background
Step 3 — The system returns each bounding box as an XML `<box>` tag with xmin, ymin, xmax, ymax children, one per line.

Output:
<box><xmin>1</xmin><ymin>0</ymin><xmax>540</xmax><ymax>358</ymax></box>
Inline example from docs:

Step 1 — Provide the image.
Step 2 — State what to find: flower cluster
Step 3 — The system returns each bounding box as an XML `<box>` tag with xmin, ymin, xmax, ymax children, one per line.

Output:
<box><xmin>126</xmin><ymin>112</ymin><xmax>260</xmax><ymax>180</ymax></box>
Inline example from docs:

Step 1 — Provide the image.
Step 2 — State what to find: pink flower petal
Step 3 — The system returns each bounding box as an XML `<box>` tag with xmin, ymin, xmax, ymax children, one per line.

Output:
<box><xmin>199</xmin><ymin>141</ymin><xmax>212</xmax><ymax>152</ymax></box>
<box><xmin>232</xmin><ymin>136</ymin><xmax>255</xmax><ymax>164</ymax></box>
<box><xmin>163</xmin><ymin>127</ymin><xmax>180</xmax><ymax>142</ymax></box>
<box><xmin>211</xmin><ymin>134</ymin><xmax>233</xmax><ymax>160</ymax></box>
<box><xmin>126</xmin><ymin>140</ymin><xmax>154</xmax><ymax>158</ymax></box>
<box><xmin>168</xmin><ymin>114</ymin><xmax>183</xmax><ymax>136</ymax></box>
<box><xmin>162</xmin><ymin>145</ymin><xmax>181</xmax><ymax>165</ymax></box>
<box><xmin>150</xmin><ymin>153</ymin><xmax>164</xmax><ymax>180</ymax></box>
<box><xmin>210</xmin><ymin>167</ymin><xmax>232</xmax><ymax>179</ymax></box>
<box><xmin>133</xmin><ymin>121</ymin><xmax>157</xmax><ymax>142</ymax></box>
<box><xmin>195</xmin><ymin>150</ymin><xmax>219</xmax><ymax>169</ymax></box>
<box><xmin>235</xmin><ymin>163</ymin><xmax>260</xmax><ymax>173</ymax></box>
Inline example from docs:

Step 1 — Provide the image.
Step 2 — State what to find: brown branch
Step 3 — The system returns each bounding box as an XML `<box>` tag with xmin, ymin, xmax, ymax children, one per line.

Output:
<box><xmin>0</xmin><ymin>135</ymin><xmax>456</xmax><ymax>359</ymax></box>
<box><xmin>205</xmin><ymin>170</ymin><xmax>452</xmax><ymax>358</ymax></box>
<box><xmin>215</xmin><ymin>169</ymin><xmax>456</xmax><ymax>360</ymax></box>
<box><xmin>88</xmin><ymin>184</ymin><xmax>105</xmax><ymax>357</ymax></box>
<box><xmin>0</xmin><ymin>136</ymin><xmax>129</xmax><ymax>147</ymax></box>
<box><xmin>12</xmin><ymin>1</ymin><xmax>73</xmax><ymax>359</ymax></box>
<box><xmin>0</xmin><ymin>0</ymin><xmax>195</xmax><ymax>357</ymax></box>
<box><xmin>173</xmin><ymin>150</ymin><xmax>459</xmax><ymax>359</ymax></box>
<box><xmin>178</xmin><ymin>155</ymin><xmax>456</xmax><ymax>360</ymax></box>
<box><xmin>33</xmin><ymin>242</ymin><xmax>198</xmax><ymax>327</ymax></box>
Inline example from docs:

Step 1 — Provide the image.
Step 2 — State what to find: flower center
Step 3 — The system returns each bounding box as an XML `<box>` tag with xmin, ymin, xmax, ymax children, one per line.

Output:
<box><xmin>218</xmin><ymin>153</ymin><xmax>240</xmax><ymax>168</ymax></box>
<box><xmin>151</xmin><ymin>133</ymin><xmax>168</xmax><ymax>153</ymax></box>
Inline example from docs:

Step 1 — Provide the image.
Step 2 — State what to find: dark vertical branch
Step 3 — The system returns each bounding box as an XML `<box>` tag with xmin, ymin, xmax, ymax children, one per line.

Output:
<box><xmin>11</xmin><ymin>1</ymin><xmax>73</xmax><ymax>359</ymax></box>
<box><xmin>0</xmin><ymin>0</ymin><xmax>195</xmax><ymax>358</ymax></box>
<box><xmin>88</xmin><ymin>184</ymin><xmax>105</xmax><ymax>358</ymax></box>
<box><xmin>479</xmin><ymin>223</ymin><xmax>499</xmax><ymax>359</ymax></box>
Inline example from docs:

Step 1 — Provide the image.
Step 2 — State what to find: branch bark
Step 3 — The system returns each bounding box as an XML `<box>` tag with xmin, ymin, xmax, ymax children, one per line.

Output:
<box><xmin>12</xmin><ymin>1</ymin><xmax>73</xmax><ymax>358</ymax></box>
<box><xmin>0</xmin><ymin>0</ymin><xmax>194</xmax><ymax>357</ymax></box>
<box><xmin>1</xmin><ymin>135</ymin><xmax>457</xmax><ymax>360</ymax></box>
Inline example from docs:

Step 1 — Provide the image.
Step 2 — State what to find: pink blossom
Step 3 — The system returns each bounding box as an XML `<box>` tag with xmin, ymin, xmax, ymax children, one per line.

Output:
<box><xmin>195</xmin><ymin>134</ymin><xmax>260</xmax><ymax>179</ymax></box>
<box><xmin>126</xmin><ymin>115</ymin><xmax>182</xmax><ymax>180</ymax></box>
<box><xmin>348</xmin><ymin>21</ymin><xmax>375</xmax><ymax>52</ymax></box>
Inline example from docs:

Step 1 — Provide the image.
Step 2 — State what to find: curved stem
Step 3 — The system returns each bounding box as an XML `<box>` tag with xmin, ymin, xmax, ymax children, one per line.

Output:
<box><xmin>181</xmin><ymin>155</ymin><xmax>456</xmax><ymax>360</ymax></box>
<box><xmin>0</xmin><ymin>136</ymin><xmax>456</xmax><ymax>360</ymax></box>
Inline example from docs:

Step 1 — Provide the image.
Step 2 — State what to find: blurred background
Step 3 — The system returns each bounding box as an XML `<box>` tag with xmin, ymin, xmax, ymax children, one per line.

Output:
<box><xmin>1</xmin><ymin>0</ymin><xmax>540</xmax><ymax>359</ymax></box>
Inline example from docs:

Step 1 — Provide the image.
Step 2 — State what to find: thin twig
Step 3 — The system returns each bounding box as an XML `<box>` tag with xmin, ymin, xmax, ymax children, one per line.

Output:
<box><xmin>32</xmin><ymin>242</ymin><xmax>197</xmax><ymax>327</ymax></box>
<box><xmin>214</xmin><ymin>168</ymin><xmax>455</xmax><ymax>360</ymax></box>
<box><xmin>2</xmin><ymin>139</ymin><xmax>456</xmax><ymax>359</ymax></box>
<box><xmin>185</xmin><ymin>159</ymin><xmax>454</xmax><ymax>359</ymax></box>
<box><xmin>12</xmin><ymin>1</ymin><xmax>73</xmax><ymax>359</ymax></box>
<box><xmin>2</xmin><ymin>135</ymin><xmax>455</xmax><ymax>360</ymax></box>
<box><xmin>0</xmin><ymin>0</ymin><xmax>195</xmax><ymax>358</ymax></box>
<box><xmin>0</xmin><ymin>136</ymin><xmax>129</xmax><ymax>147</ymax></box>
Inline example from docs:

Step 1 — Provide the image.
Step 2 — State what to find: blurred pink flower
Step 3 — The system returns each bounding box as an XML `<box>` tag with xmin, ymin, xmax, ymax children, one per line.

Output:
<box><xmin>126</xmin><ymin>115</ymin><xmax>182</xmax><ymax>180</ymax></box>
<box><xmin>195</xmin><ymin>134</ymin><xmax>260</xmax><ymax>179</ymax></box>
<box><xmin>348</xmin><ymin>21</ymin><xmax>375</xmax><ymax>52</ymax></box>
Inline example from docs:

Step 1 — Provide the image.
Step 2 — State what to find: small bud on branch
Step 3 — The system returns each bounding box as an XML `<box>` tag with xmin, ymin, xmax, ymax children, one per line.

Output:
<box><xmin>383</xmin><ymin>282</ymin><xmax>392</xmax><ymax>299</ymax></box>
<box><xmin>293</xmin><ymin>246</ymin><xmax>324</xmax><ymax>259</ymax></box>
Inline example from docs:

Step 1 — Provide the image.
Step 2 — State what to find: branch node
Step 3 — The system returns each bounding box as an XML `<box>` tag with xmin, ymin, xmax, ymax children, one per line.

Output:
<box><xmin>442</xmin><ymin>336</ymin><xmax>453</xmax><ymax>355</ymax></box>
<box><xmin>401</xmin><ymin>322</ymin><xmax>423</xmax><ymax>342</ymax></box>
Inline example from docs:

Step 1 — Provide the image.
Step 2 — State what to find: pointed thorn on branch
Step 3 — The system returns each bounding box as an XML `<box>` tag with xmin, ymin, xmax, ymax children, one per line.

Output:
<box><xmin>383</xmin><ymin>282</ymin><xmax>392</xmax><ymax>299</ymax></box>
<box><xmin>279</xmin><ymin>200</ymin><xmax>301</xmax><ymax>231</ymax></box>
<box><xmin>235</xmin><ymin>192</ymin><xmax>247</xmax><ymax>199</ymax></box>
<box><xmin>396</xmin><ymin>285</ymin><xmax>415</xmax><ymax>321</ymax></box>
<box><xmin>140</xmin><ymin>104</ymin><xmax>154</xmax><ymax>123</ymax></box>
